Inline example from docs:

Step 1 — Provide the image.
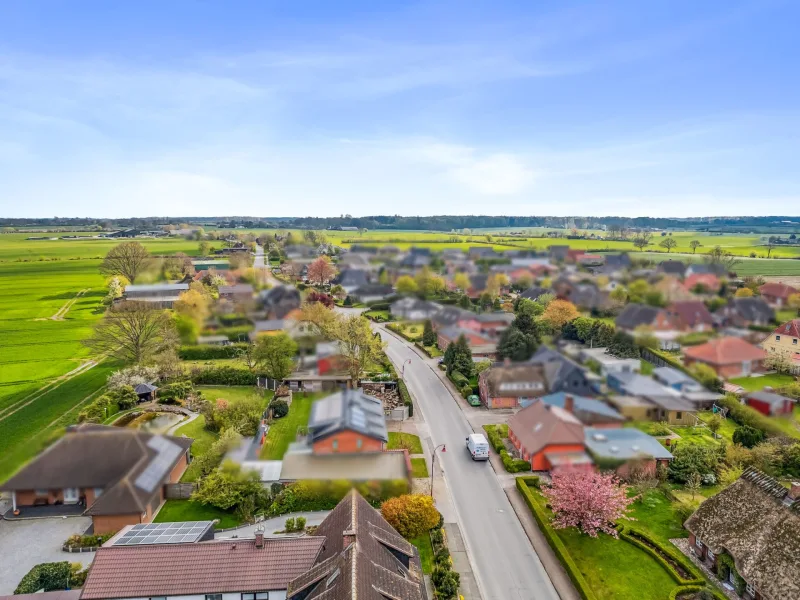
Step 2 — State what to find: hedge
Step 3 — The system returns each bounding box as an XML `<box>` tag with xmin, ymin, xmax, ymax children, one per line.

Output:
<box><xmin>14</xmin><ymin>562</ymin><xmax>72</xmax><ymax>594</ymax></box>
<box><xmin>668</xmin><ymin>586</ymin><xmax>727</xmax><ymax>600</ymax></box>
<box><xmin>448</xmin><ymin>370</ymin><xmax>469</xmax><ymax>387</ymax></box>
<box><xmin>268</xmin><ymin>479</ymin><xmax>408</xmax><ymax>516</ymax></box>
<box><xmin>190</xmin><ymin>366</ymin><xmax>259</xmax><ymax>386</ymax></box>
<box><xmin>398</xmin><ymin>379</ymin><xmax>414</xmax><ymax>417</ymax></box>
<box><xmin>179</xmin><ymin>343</ymin><xmax>249</xmax><ymax>360</ymax></box>
<box><xmin>619</xmin><ymin>526</ymin><xmax>703</xmax><ymax>585</ymax></box>
<box><xmin>719</xmin><ymin>395</ymin><xmax>789</xmax><ymax>438</ymax></box>
<box><xmin>516</xmin><ymin>478</ymin><xmax>598</xmax><ymax>600</ymax></box>
<box><xmin>483</xmin><ymin>425</ymin><xmax>531</xmax><ymax>472</ymax></box>
<box><xmin>205</xmin><ymin>325</ymin><xmax>253</xmax><ymax>342</ymax></box>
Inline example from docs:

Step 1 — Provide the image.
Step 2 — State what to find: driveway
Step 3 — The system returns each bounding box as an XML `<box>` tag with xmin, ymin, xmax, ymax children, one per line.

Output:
<box><xmin>0</xmin><ymin>516</ymin><xmax>94</xmax><ymax>595</ymax></box>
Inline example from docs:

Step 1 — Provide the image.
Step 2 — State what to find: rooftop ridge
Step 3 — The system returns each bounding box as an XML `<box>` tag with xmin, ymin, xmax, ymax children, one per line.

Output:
<box><xmin>742</xmin><ymin>466</ymin><xmax>789</xmax><ymax>500</ymax></box>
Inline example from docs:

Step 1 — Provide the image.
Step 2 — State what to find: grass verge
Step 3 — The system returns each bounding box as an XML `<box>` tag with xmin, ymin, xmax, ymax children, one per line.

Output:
<box><xmin>387</xmin><ymin>432</ymin><xmax>424</xmax><ymax>454</ymax></box>
<box><xmin>410</xmin><ymin>457</ymin><xmax>429</xmax><ymax>478</ymax></box>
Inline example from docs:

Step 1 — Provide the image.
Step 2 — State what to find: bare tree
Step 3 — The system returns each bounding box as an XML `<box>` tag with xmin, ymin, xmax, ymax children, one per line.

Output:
<box><xmin>84</xmin><ymin>301</ymin><xmax>178</xmax><ymax>364</ymax></box>
<box><xmin>100</xmin><ymin>241</ymin><xmax>151</xmax><ymax>283</ymax></box>
<box><xmin>631</xmin><ymin>232</ymin><xmax>653</xmax><ymax>251</ymax></box>
<box><xmin>706</xmin><ymin>245</ymin><xmax>740</xmax><ymax>271</ymax></box>
<box><xmin>766</xmin><ymin>236</ymin><xmax>777</xmax><ymax>258</ymax></box>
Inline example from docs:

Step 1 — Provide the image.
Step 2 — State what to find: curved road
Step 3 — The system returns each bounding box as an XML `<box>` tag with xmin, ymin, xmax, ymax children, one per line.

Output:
<box><xmin>379</xmin><ymin>329</ymin><xmax>559</xmax><ymax>600</ymax></box>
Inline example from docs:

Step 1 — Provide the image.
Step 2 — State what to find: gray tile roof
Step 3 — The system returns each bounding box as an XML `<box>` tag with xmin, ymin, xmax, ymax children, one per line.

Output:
<box><xmin>308</xmin><ymin>389</ymin><xmax>388</xmax><ymax>443</ymax></box>
<box><xmin>584</xmin><ymin>427</ymin><xmax>673</xmax><ymax>461</ymax></box>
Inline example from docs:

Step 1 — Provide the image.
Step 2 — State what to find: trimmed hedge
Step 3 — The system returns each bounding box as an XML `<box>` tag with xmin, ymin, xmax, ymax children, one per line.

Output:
<box><xmin>484</xmin><ymin>425</ymin><xmax>531</xmax><ymax>473</ymax></box>
<box><xmin>179</xmin><ymin>343</ymin><xmax>249</xmax><ymax>360</ymax></box>
<box><xmin>268</xmin><ymin>479</ymin><xmax>408</xmax><ymax>516</ymax></box>
<box><xmin>516</xmin><ymin>478</ymin><xmax>598</xmax><ymax>600</ymax></box>
<box><xmin>668</xmin><ymin>585</ymin><xmax>727</xmax><ymax>600</ymax></box>
<box><xmin>619</xmin><ymin>526</ymin><xmax>703</xmax><ymax>585</ymax></box>
<box><xmin>14</xmin><ymin>562</ymin><xmax>71</xmax><ymax>594</ymax></box>
<box><xmin>205</xmin><ymin>325</ymin><xmax>253</xmax><ymax>342</ymax></box>
<box><xmin>398</xmin><ymin>379</ymin><xmax>414</xmax><ymax>417</ymax></box>
<box><xmin>190</xmin><ymin>366</ymin><xmax>259</xmax><ymax>386</ymax></box>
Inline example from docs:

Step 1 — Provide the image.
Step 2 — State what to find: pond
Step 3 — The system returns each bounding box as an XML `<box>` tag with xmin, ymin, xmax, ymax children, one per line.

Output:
<box><xmin>126</xmin><ymin>412</ymin><xmax>184</xmax><ymax>434</ymax></box>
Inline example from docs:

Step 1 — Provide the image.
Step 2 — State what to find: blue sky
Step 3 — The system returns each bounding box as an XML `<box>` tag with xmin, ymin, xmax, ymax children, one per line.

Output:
<box><xmin>1</xmin><ymin>0</ymin><xmax>798</xmax><ymax>218</ymax></box>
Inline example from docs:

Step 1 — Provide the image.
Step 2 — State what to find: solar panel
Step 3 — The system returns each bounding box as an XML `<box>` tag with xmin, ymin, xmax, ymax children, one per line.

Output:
<box><xmin>134</xmin><ymin>436</ymin><xmax>184</xmax><ymax>493</ymax></box>
<box><xmin>110</xmin><ymin>521</ymin><xmax>214</xmax><ymax>546</ymax></box>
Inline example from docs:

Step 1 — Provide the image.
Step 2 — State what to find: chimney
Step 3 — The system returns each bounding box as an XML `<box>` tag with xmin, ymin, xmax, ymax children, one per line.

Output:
<box><xmin>789</xmin><ymin>483</ymin><xmax>800</xmax><ymax>501</ymax></box>
<box><xmin>564</xmin><ymin>395</ymin><xmax>574</xmax><ymax>414</ymax></box>
<box><xmin>254</xmin><ymin>526</ymin><xmax>265</xmax><ymax>549</ymax></box>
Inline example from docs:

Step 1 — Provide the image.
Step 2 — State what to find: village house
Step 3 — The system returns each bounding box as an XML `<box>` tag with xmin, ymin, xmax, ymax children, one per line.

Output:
<box><xmin>583</xmin><ymin>427</ymin><xmax>673</xmax><ymax>477</ymax></box>
<box><xmin>759</xmin><ymin>319</ymin><xmax>800</xmax><ymax>366</ymax></box>
<box><xmin>683</xmin><ymin>273</ymin><xmax>721</xmax><ymax>294</ymax></box>
<box><xmin>389</xmin><ymin>297</ymin><xmax>441</xmax><ymax>321</ymax></box>
<box><xmin>758</xmin><ymin>281</ymin><xmax>799</xmax><ymax>307</ymax></box>
<box><xmin>478</xmin><ymin>363</ymin><xmax>549</xmax><ymax>409</ymax></box>
<box><xmin>348</xmin><ymin>283</ymin><xmax>394</xmax><ymax>304</ymax></box>
<box><xmin>259</xmin><ymin>285</ymin><xmax>302</xmax><ymax>319</ymax></box>
<box><xmin>1</xmin><ymin>425</ymin><xmax>191</xmax><ymax>534</ymax></box>
<box><xmin>539</xmin><ymin>392</ymin><xmax>624</xmax><ymax>427</ymax></box>
<box><xmin>80</xmin><ymin>490</ymin><xmax>427</xmax><ymax>600</ymax></box>
<box><xmin>717</xmin><ymin>297</ymin><xmax>775</xmax><ymax>328</ymax></box>
<box><xmin>683</xmin><ymin>336</ymin><xmax>767</xmax><ymax>378</ymax></box>
<box><xmin>436</xmin><ymin>326</ymin><xmax>497</xmax><ymax>359</ymax></box>
<box><xmin>657</xmin><ymin>260</ymin><xmax>687</xmax><ymax>278</ymax></box>
<box><xmin>580</xmin><ymin>347</ymin><xmax>641</xmax><ymax>377</ymax></box>
<box><xmin>123</xmin><ymin>282</ymin><xmax>189</xmax><ymax>308</ymax></box>
<box><xmin>607</xmin><ymin>371</ymin><xmax>697</xmax><ymax>425</ymax></box>
<box><xmin>528</xmin><ymin>346</ymin><xmax>597</xmax><ymax>396</ymax></box>
<box><xmin>684</xmin><ymin>468</ymin><xmax>800</xmax><ymax>600</ymax></box>
<box><xmin>665</xmin><ymin>301</ymin><xmax>715</xmax><ymax>332</ymax></box>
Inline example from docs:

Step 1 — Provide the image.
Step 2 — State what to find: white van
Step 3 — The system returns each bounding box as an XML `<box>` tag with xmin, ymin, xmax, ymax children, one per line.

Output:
<box><xmin>465</xmin><ymin>433</ymin><xmax>490</xmax><ymax>461</ymax></box>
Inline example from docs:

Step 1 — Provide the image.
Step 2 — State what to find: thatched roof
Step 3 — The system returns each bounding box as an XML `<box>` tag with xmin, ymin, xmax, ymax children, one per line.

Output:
<box><xmin>684</xmin><ymin>468</ymin><xmax>800</xmax><ymax>600</ymax></box>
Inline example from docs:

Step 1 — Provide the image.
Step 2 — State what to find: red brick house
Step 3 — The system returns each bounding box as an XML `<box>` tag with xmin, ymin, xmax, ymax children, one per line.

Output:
<box><xmin>0</xmin><ymin>425</ymin><xmax>192</xmax><ymax>534</ymax></box>
<box><xmin>758</xmin><ymin>281</ymin><xmax>799</xmax><ymax>307</ymax></box>
<box><xmin>307</xmin><ymin>389</ymin><xmax>387</xmax><ymax>454</ymax></box>
<box><xmin>684</xmin><ymin>468</ymin><xmax>800</xmax><ymax>600</ymax></box>
<box><xmin>665</xmin><ymin>300</ymin><xmax>715</xmax><ymax>332</ymax></box>
<box><xmin>507</xmin><ymin>398</ymin><xmax>589</xmax><ymax>471</ymax></box>
<box><xmin>745</xmin><ymin>390</ymin><xmax>794</xmax><ymax>417</ymax></box>
<box><xmin>437</xmin><ymin>326</ymin><xmax>497</xmax><ymax>358</ymax></box>
<box><xmin>682</xmin><ymin>336</ymin><xmax>766</xmax><ymax>378</ymax></box>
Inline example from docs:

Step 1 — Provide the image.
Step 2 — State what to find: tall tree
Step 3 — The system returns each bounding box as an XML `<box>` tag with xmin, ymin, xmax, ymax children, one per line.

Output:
<box><xmin>306</xmin><ymin>256</ymin><xmax>337</xmax><ymax>285</ymax></box>
<box><xmin>380</xmin><ymin>494</ymin><xmax>441</xmax><ymax>539</ymax></box>
<box><xmin>765</xmin><ymin>237</ymin><xmax>777</xmax><ymax>258</ymax></box>
<box><xmin>542</xmin><ymin>468</ymin><xmax>634</xmax><ymax>538</ymax></box>
<box><xmin>631</xmin><ymin>232</ymin><xmax>653</xmax><ymax>251</ymax></box>
<box><xmin>541</xmin><ymin>299</ymin><xmax>579</xmax><ymax>331</ymax></box>
<box><xmin>497</xmin><ymin>327</ymin><xmax>538</xmax><ymax>361</ymax></box>
<box><xmin>254</xmin><ymin>333</ymin><xmax>298</xmax><ymax>382</ymax></box>
<box><xmin>689</xmin><ymin>240</ymin><xmax>702</xmax><ymax>254</ymax></box>
<box><xmin>395</xmin><ymin>275</ymin><xmax>419</xmax><ymax>294</ymax></box>
<box><xmin>100</xmin><ymin>241</ymin><xmax>151</xmax><ymax>283</ymax></box>
<box><xmin>706</xmin><ymin>245</ymin><xmax>740</xmax><ymax>271</ymax></box>
<box><xmin>659</xmin><ymin>238</ymin><xmax>677</xmax><ymax>253</ymax></box>
<box><xmin>83</xmin><ymin>301</ymin><xmax>177</xmax><ymax>364</ymax></box>
<box><xmin>324</xmin><ymin>313</ymin><xmax>385</xmax><ymax>385</ymax></box>
<box><xmin>453</xmin><ymin>272</ymin><xmax>471</xmax><ymax>292</ymax></box>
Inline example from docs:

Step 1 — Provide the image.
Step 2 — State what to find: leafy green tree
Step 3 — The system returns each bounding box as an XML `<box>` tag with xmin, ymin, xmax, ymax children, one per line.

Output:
<box><xmin>607</xmin><ymin>331</ymin><xmax>640</xmax><ymax>359</ymax></box>
<box><xmin>668</xmin><ymin>444</ymin><xmax>721</xmax><ymax>484</ymax></box>
<box><xmin>689</xmin><ymin>240</ymin><xmax>702</xmax><ymax>254</ymax></box>
<box><xmin>516</xmin><ymin>297</ymin><xmax>544</xmax><ymax>317</ymax></box>
<box><xmin>254</xmin><ymin>332</ymin><xmax>297</xmax><ymax>382</ymax></box>
<box><xmin>458</xmin><ymin>294</ymin><xmax>472</xmax><ymax>309</ymax></box>
<box><xmin>689</xmin><ymin>363</ymin><xmax>724</xmax><ymax>392</ymax></box>
<box><xmin>659</xmin><ymin>238</ymin><xmax>677</xmax><ymax>253</ymax></box>
<box><xmin>497</xmin><ymin>328</ymin><xmax>538</xmax><ymax>361</ymax></box>
<box><xmin>422</xmin><ymin>320</ymin><xmax>436</xmax><ymax>346</ymax></box>
<box><xmin>444</xmin><ymin>335</ymin><xmax>474</xmax><ymax>377</ymax></box>
<box><xmin>191</xmin><ymin>460</ymin><xmax>264</xmax><ymax>511</ymax></box>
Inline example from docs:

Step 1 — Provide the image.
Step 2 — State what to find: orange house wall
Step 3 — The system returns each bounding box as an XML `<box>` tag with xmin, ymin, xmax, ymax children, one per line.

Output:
<box><xmin>168</xmin><ymin>453</ymin><xmax>189</xmax><ymax>483</ymax></box>
<box><xmin>92</xmin><ymin>514</ymin><xmax>143</xmax><ymax>535</ymax></box>
<box><xmin>312</xmin><ymin>430</ymin><xmax>384</xmax><ymax>454</ymax></box>
<box><xmin>530</xmin><ymin>444</ymin><xmax>586</xmax><ymax>470</ymax></box>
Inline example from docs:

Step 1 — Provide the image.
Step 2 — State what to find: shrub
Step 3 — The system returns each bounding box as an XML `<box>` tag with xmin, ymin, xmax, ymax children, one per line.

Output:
<box><xmin>432</xmin><ymin>567</ymin><xmax>460</xmax><ymax>599</ymax></box>
<box><xmin>14</xmin><ymin>562</ymin><xmax>72</xmax><ymax>594</ymax></box>
<box><xmin>284</xmin><ymin>517</ymin><xmax>296</xmax><ymax>532</ymax></box>
<box><xmin>483</xmin><ymin>425</ymin><xmax>506</xmax><ymax>453</ymax></box>
<box><xmin>159</xmin><ymin>380</ymin><xmax>194</xmax><ymax>404</ymax></box>
<box><xmin>380</xmin><ymin>494</ymin><xmax>441</xmax><ymax>539</ymax></box>
<box><xmin>720</xmin><ymin>394</ymin><xmax>787</xmax><ymax>438</ymax></box>
<box><xmin>295</xmin><ymin>516</ymin><xmax>307</xmax><ymax>530</ymax></box>
<box><xmin>269</xmin><ymin>480</ymin><xmax>409</xmax><ymax>516</ymax></box>
<box><xmin>651</xmin><ymin>421</ymin><xmax>672</xmax><ymax>436</ymax></box>
<box><xmin>64</xmin><ymin>533</ymin><xmax>114</xmax><ymax>549</ymax></box>
<box><xmin>434</xmin><ymin>547</ymin><xmax>451</xmax><ymax>567</ymax></box>
<box><xmin>270</xmin><ymin>399</ymin><xmax>289</xmax><ymax>419</ymax></box>
<box><xmin>178</xmin><ymin>343</ymin><xmax>249</xmax><ymax>360</ymax></box>
<box><xmin>448</xmin><ymin>370</ymin><xmax>469</xmax><ymax>388</ymax></box>
<box><xmin>501</xmin><ymin>451</ymin><xmax>531</xmax><ymax>473</ymax></box>
<box><xmin>733</xmin><ymin>425</ymin><xmax>766</xmax><ymax>448</ymax></box>
<box><xmin>398</xmin><ymin>380</ymin><xmax>413</xmax><ymax>417</ymax></box>
<box><xmin>210</xmin><ymin>325</ymin><xmax>254</xmax><ymax>342</ymax></box>
<box><xmin>430</xmin><ymin>528</ymin><xmax>444</xmax><ymax>546</ymax></box>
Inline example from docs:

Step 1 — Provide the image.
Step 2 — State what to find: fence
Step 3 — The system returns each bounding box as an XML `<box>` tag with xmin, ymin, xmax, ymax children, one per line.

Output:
<box><xmin>165</xmin><ymin>483</ymin><xmax>196</xmax><ymax>499</ymax></box>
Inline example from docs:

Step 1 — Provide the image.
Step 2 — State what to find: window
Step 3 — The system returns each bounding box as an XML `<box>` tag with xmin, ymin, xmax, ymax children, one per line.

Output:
<box><xmin>356</xmin><ymin>439</ymin><xmax>363</xmax><ymax>450</ymax></box>
<box><xmin>93</xmin><ymin>487</ymin><xmax>104</xmax><ymax>498</ymax></box>
<box><xmin>676</xmin><ymin>412</ymin><xmax>682</xmax><ymax>420</ymax></box>
<box><xmin>707</xmin><ymin>549</ymin><xmax>715</xmax><ymax>562</ymax></box>
<box><xmin>745</xmin><ymin>582</ymin><xmax>756</xmax><ymax>596</ymax></box>
<box><xmin>695</xmin><ymin>539</ymin><xmax>704</xmax><ymax>551</ymax></box>
<box><xmin>794</xmin><ymin>338</ymin><xmax>798</xmax><ymax>345</ymax></box>
<box><xmin>776</xmin><ymin>335</ymin><xmax>781</xmax><ymax>341</ymax></box>
<box><xmin>35</xmin><ymin>489</ymin><xmax>48</xmax><ymax>496</ymax></box>
<box><xmin>242</xmin><ymin>593</ymin><xmax>269</xmax><ymax>600</ymax></box>
<box><xmin>206</xmin><ymin>595</ymin><xmax>223</xmax><ymax>600</ymax></box>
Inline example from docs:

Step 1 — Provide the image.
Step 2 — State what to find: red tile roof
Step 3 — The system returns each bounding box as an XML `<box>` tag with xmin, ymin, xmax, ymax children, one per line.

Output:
<box><xmin>683</xmin><ymin>336</ymin><xmax>766</xmax><ymax>366</ymax></box>
<box><xmin>507</xmin><ymin>400</ymin><xmax>584</xmax><ymax>456</ymax></box>
<box><xmin>667</xmin><ymin>301</ymin><xmax>714</xmax><ymax>329</ymax></box>
<box><xmin>80</xmin><ymin>536</ymin><xmax>324</xmax><ymax>600</ymax></box>
<box><xmin>683</xmin><ymin>273</ymin><xmax>720</xmax><ymax>292</ymax></box>
<box><xmin>771</xmin><ymin>319</ymin><xmax>800</xmax><ymax>339</ymax></box>
<box><xmin>759</xmin><ymin>282</ymin><xmax>798</xmax><ymax>299</ymax></box>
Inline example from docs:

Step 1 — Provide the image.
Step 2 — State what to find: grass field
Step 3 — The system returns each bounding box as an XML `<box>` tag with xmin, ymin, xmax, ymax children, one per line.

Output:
<box><xmin>196</xmin><ymin>385</ymin><xmax>267</xmax><ymax>406</ymax></box>
<box><xmin>728</xmin><ymin>373</ymin><xmax>796</xmax><ymax>391</ymax></box>
<box><xmin>259</xmin><ymin>392</ymin><xmax>320</xmax><ymax>459</ymax></box>
<box><xmin>387</xmin><ymin>432</ymin><xmax>424</xmax><ymax>454</ymax></box>
<box><xmin>154</xmin><ymin>499</ymin><xmax>242</xmax><ymax>528</ymax></box>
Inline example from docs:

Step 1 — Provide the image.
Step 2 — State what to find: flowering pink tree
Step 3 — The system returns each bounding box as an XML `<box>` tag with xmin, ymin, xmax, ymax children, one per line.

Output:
<box><xmin>541</xmin><ymin>467</ymin><xmax>634</xmax><ymax>538</ymax></box>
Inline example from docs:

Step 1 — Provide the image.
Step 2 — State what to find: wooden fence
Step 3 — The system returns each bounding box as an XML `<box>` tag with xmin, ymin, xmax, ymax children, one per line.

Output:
<box><xmin>165</xmin><ymin>482</ymin><xmax>196</xmax><ymax>499</ymax></box>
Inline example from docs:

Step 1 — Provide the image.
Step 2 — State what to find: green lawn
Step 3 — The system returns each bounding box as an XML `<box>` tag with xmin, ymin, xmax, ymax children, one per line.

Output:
<box><xmin>777</xmin><ymin>309</ymin><xmax>799</xmax><ymax>323</ymax></box>
<box><xmin>622</xmin><ymin>490</ymin><xmax>688</xmax><ymax>546</ymax></box>
<box><xmin>410</xmin><ymin>457</ymin><xmax>429</xmax><ymax>478</ymax></box>
<box><xmin>174</xmin><ymin>415</ymin><xmax>218</xmax><ymax>482</ymax></box>
<box><xmin>524</xmin><ymin>486</ymin><xmax>680</xmax><ymax>600</ymax></box>
<box><xmin>670</xmin><ymin>425</ymin><xmax>724</xmax><ymax>448</ymax></box>
<box><xmin>728</xmin><ymin>374</ymin><xmax>795</xmax><ymax>392</ymax></box>
<box><xmin>197</xmin><ymin>385</ymin><xmax>268</xmax><ymax>406</ymax></box>
<box><xmin>364</xmin><ymin>309</ymin><xmax>391</xmax><ymax>321</ymax></box>
<box><xmin>259</xmin><ymin>393</ymin><xmax>318</xmax><ymax>459</ymax></box>
<box><xmin>410</xmin><ymin>533</ymin><xmax>434</xmax><ymax>574</ymax></box>
<box><xmin>387</xmin><ymin>432</ymin><xmax>424</xmax><ymax>454</ymax></box>
<box><xmin>640</xmin><ymin>360</ymin><xmax>655</xmax><ymax>375</ymax></box>
<box><xmin>696</xmin><ymin>411</ymin><xmax>737</xmax><ymax>442</ymax></box>
<box><xmin>154</xmin><ymin>499</ymin><xmax>241</xmax><ymax>528</ymax></box>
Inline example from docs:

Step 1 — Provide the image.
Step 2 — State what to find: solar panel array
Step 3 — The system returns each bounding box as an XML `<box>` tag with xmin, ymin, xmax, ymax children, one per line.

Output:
<box><xmin>135</xmin><ymin>436</ymin><xmax>184</xmax><ymax>493</ymax></box>
<box><xmin>111</xmin><ymin>521</ymin><xmax>214</xmax><ymax>546</ymax></box>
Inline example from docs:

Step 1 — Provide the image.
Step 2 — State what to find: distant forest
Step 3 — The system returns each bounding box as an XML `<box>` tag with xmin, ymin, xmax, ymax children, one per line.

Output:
<box><xmin>2</xmin><ymin>214</ymin><xmax>799</xmax><ymax>234</ymax></box>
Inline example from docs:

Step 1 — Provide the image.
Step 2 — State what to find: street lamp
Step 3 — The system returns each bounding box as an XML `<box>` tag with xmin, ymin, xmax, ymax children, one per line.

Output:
<box><xmin>430</xmin><ymin>443</ymin><xmax>446</xmax><ymax>497</ymax></box>
<box><xmin>401</xmin><ymin>359</ymin><xmax>412</xmax><ymax>378</ymax></box>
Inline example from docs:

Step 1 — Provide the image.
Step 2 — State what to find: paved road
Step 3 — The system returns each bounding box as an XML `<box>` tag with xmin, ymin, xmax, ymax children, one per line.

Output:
<box><xmin>379</xmin><ymin>329</ymin><xmax>559</xmax><ymax>600</ymax></box>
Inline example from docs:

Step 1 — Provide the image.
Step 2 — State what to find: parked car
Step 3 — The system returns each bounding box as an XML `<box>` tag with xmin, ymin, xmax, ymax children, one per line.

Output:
<box><xmin>465</xmin><ymin>433</ymin><xmax>490</xmax><ymax>461</ymax></box>
<box><xmin>467</xmin><ymin>395</ymin><xmax>481</xmax><ymax>407</ymax></box>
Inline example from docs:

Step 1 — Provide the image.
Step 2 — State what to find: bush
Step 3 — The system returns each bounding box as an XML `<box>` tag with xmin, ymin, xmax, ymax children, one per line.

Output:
<box><xmin>448</xmin><ymin>370</ymin><xmax>469</xmax><ymax>388</ymax></box>
<box><xmin>295</xmin><ymin>516</ymin><xmax>307</xmax><ymax>531</ymax></box>
<box><xmin>159</xmin><ymin>380</ymin><xmax>194</xmax><ymax>404</ymax></box>
<box><xmin>178</xmin><ymin>343</ymin><xmax>249</xmax><ymax>360</ymax></box>
<box><xmin>64</xmin><ymin>533</ymin><xmax>114</xmax><ymax>549</ymax></box>
<box><xmin>483</xmin><ymin>425</ymin><xmax>506</xmax><ymax>453</ymax></box>
<box><xmin>434</xmin><ymin>547</ymin><xmax>451</xmax><ymax>567</ymax></box>
<box><xmin>284</xmin><ymin>517</ymin><xmax>296</xmax><ymax>532</ymax></box>
<box><xmin>398</xmin><ymin>380</ymin><xmax>413</xmax><ymax>417</ymax></box>
<box><xmin>190</xmin><ymin>366</ymin><xmax>258</xmax><ymax>385</ymax></box>
<box><xmin>380</xmin><ymin>494</ymin><xmax>441</xmax><ymax>539</ymax></box>
<box><xmin>432</xmin><ymin>567</ymin><xmax>460</xmax><ymax>599</ymax></box>
<box><xmin>732</xmin><ymin>425</ymin><xmax>765</xmax><ymax>448</ymax></box>
<box><xmin>209</xmin><ymin>325</ymin><xmax>253</xmax><ymax>342</ymax></box>
<box><xmin>430</xmin><ymin>528</ymin><xmax>444</xmax><ymax>546</ymax></box>
<box><xmin>14</xmin><ymin>562</ymin><xmax>72</xmax><ymax>594</ymax></box>
<box><xmin>270</xmin><ymin>399</ymin><xmax>289</xmax><ymax>419</ymax></box>
<box><xmin>483</xmin><ymin>425</ymin><xmax>531</xmax><ymax>473</ymax></box>
<box><xmin>501</xmin><ymin>451</ymin><xmax>531</xmax><ymax>473</ymax></box>
<box><xmin>516</xmin><ymin>479</ymin><xmax>598</xmax><ymax>600</ymax></box>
